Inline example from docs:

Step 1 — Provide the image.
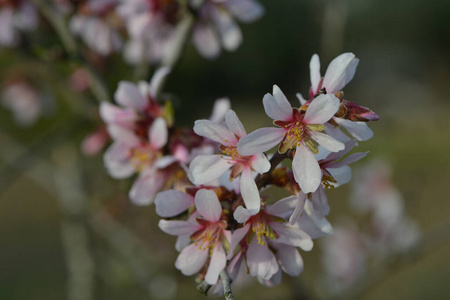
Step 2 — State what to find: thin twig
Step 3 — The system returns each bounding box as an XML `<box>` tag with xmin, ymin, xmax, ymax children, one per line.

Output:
<box><xmin>53</xmin><ymin>145</ymin><xmax>95</xmax><ymax>300</ymax></box>
<box><xmin>220</xmin><ymin>270</ymin><xmax>234</xmax><ymax>300</ymax></box>
<box><xmin>30</xmin><ymin>0</ymin><xmax>110</xmax><ymax>102</ymax></box>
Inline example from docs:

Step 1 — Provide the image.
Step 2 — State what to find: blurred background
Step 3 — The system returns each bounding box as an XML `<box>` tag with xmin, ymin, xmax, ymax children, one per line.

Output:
<box><xmin>1</xmin><ymin>0</ymin><xmax>450</xmax><ymax>299</ymax></box>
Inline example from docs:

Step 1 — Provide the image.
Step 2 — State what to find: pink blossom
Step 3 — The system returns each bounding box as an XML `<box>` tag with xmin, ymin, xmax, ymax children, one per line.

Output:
<box><xmin>1</xmin><ymin>79</ymin><xmax>43</xmax><ymax>126</ymax></box>
<box><xmin>104</xmin><ymin>117</ymin><xmax>173</xmax><ymax>205</ymax></box>
<box><xmin>159</xmin><ymin>189</ymin><xmax>231</xmax><ymax>285</ymax></box>
<box><xmin>100</xmin><ymin>67</ymin><xmax>170</xmax><ymax>130</ymax></box>
<box><xmin>189</xmin><ymin>109</ymin><xmax>270</xmax><ymax>214</ymax></box>
<box><xmin>228</xmin><ymin>197</ymin><xmax>313</xmax><ymax>283</ymax></box>
<box><xmin>81</xmin><ymin>126</ymin><xmax>110</xmax><ymax>156</ymax></box>
<box><xmin>192</xmin><ymin>0</ymin><xmax>264</xmax><ymax>59</ymax></box>
<box><xmin>0</xmin><ymin>1</ymin><xmax>38</xmax><ymax>47</ymax></box>
<box><xmin>69</xmin><ymin>0</ymin><xmax>122</xmax><ymax>55</ymax></box>
<box><xmin>237</xmin><ymin>85</ymin><xmax>344</xmax><ymax>193</ymax></box>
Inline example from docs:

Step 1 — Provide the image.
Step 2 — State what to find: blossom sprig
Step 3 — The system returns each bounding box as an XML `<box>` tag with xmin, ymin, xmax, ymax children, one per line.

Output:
<box><xmin>98</xmin><ymin>52</ymin><xmax>379</xmax><ymax>294</ymax></box>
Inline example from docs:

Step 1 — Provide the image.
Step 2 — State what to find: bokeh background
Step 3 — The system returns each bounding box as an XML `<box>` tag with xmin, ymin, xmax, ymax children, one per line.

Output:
<box><xmin>1</xmin><ymin>0</ymin><xmax>450</xmax><ymax>299</ymax></box>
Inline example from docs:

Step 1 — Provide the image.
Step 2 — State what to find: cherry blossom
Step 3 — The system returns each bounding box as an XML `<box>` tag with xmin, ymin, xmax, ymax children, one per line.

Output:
<box><xmin>0</xmin><ymin>0</ymin><xmax>38</xmax><ymax>47</ymax></box>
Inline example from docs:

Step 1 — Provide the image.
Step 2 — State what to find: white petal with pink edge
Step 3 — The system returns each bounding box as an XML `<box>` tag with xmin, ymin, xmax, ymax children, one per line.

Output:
<box><xmin>115</xmin><ymin>81</ymin><xmax>147</xmax><ymax>110</ymax></box>
<box><xmin>270</xmin><ymin>223</ymin><xmax>313</xmax><ymax>251</ymax></box>
<box><xmin>251</xmin><ymin>153</ymin><xmax>271</xmax><ymax>173</ymax></box>
<box><xmin>292</xmin><ymin>145</ymin><xmax>322</xmax><ymax>193</ymax></box>
<box><xmin>303</xmin><ymin>94</ymin><xmax>340</xmax><ymax>124</ymax></box>
<box><xmin>104</xmin><ymin>142</ymin><xmax>136</xmax><ymax>179</ymax></box>
<box><xmin>247</xmin><ymin>237</ymin><xmax>279</xmax><ymax>280</ymax></box>
<box><xmin>273</xmin><ymin>243</ymin><xmax>304</xmax><ymax>276</ymax></box>
<box><xmin>155</xmin><ymin>190</ymin><xmax>194</xmax><ymax>218</ymax></box>
<box><xmin>129</xmin><ymin>169</ymin><xmax>165</xmax><ymax>205</ymax></box>
<box><xmin>323</xmin><ymin>53</ymin><xmax>359</xmax><ymax>93</ymax></box>
<box><xmin>195</xmin><ymin>189</ymin><xmax>222</xmax><ymax>222</ymax></box>
<box><xmin>175</xmin><ymin>243</ymin><xmax>209</xmax><ymax>276</ymax></box>
<box><xmin>158</xmin><ymin>219</ymin><xmax>202</xmax><ymax>236</ymax></box>
<box><xmin>148</xmin><ymin>117</ymin><xmax>168</xmax><ymax>150</ymax></box>
<box><xmin>240</xmin><ymin>167</ymin><xmax>261</xmax><ymax>215</ymax></box>
<box><xmin>237</xmin><ymin>127</ymin><xmax>285</xmax><ymax>156</ymax></box>
<box><xmin>194</xmin><ymin>120</ymin><xmax>238</xmax><ymax>146</ymax></box>
<box><xmin>100</xmin><ymin>102</ymin><xmax>138</xmax><ymax>126</ymax></box>
<box><xmin>205</xmin><ymin>245</ymin><xmax>227</xmax><ymax>285</ymax></box>
<box><xmin>262</xmin><ymin>86</ymin><xmax>292</xmax><ymax>121</ymax></box>
<box><xmin>310</xmin><ymin>131</ymin><xmax>345</xmax><ymax>152</ymax></box>
<box><xmin>225</xmin><ymin>109</ymin><xmax>246</xmax><ymax>138</ymax></box>
<box><xmin>188</xmin><ymin>155</ymin><xmax>232</xmax><ymax>184</ymax></box>
<box><xmin>309</xmin><ymin>54</ymin><xmax>321</xmax><ymax>94</ymax></box>
<box><xmin>228</xmin><ymin>224</ymin><xmax>251</xmax><ymax>259</ymax></box>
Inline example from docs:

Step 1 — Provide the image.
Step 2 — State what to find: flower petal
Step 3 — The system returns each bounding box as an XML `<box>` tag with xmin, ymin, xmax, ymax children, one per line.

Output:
<box><xmin>148</xmin><ymin>117</ymin><xmax>168</xmax><ymax>150</ymax></box>
<box><xmin>289</xmin><ymin>192</ymin><xmax>307</xmax><ymax>224</ymax></box>
<box><xmin>155</xmin><ymin>190</ymin><xmax>194</xmax><ymax>218</ymax></box>
<box><xmin>193</xmin><ymin>23</ymin><xmax>220</xmax><ymax>59</ymax></box>
<box><xmin>103</xmin><ymin>142</ymin><xmax>135</xmax><ymax>179</ymax></box>
<box><xmin>240</xmin><ymin>167</ymin><xmax>261</xmax><ymax>215</ymax></box>
<box><xmin>311</xmin><ymin>186</ymin><xmax>329</xmax><ymax>218</ymax></box>
<box><xmin>292</xmin><ymin>145</ymin><xmax>321</xmax><ymax>193</ymax></box>
<box><xmin>309</xmin><ymin>54</ymin><xmax>321</xmax><ymax>95</ymax></box>
<box><xmin>158</xmin><ymin>219</ymin><xmax>202</xmax><ymax>236</ymax></box>
<box><xmin>270</xmin><ymin>223</ymin><xmax>313</xmax><ymax>251</ymax></box>
<box><xmin>323</xmin><ymin>52</ymin><xmax>359</xmax><ymax>93</ymax></box>
<box><xmin>266</xmin><ymin>195</ymin><xmax>297</xmax><ymax>218</ymax></box>
<box><xmin>114</xmin><ymin>81</ymin><xmax>147</xmax><ymax>110</ymax></box>
<box><xmin>272</xmin><ymin>243</ymin><xmax>303</xmax><ymax>276</ymax></box>
<box><xmin>194</xmin><ymin>120</ymin><xmax>238</xmax><ymax>146</ymax></box>
<box><xmin>129</xmin><ymin>169</ymin><xmax>165</xmax><ymax>205</ymax></box>
<box><xmin>149</xmin><ymin>67</ymin><xmax>171</xmax><ymax>98</ymax></box>
<box><xmin>247</xmin><ymin>237</ymin><xmax>279</xmax><ymax>280</ymax></box>
<box><xmin>233</xmin><ymin>206</ymin><xmax>252</xmax><ymax>223</ymax></box>
<box><xmin>175</xmin><ymin>243</ymin><xmax>209</xmax><ymax>276</ymax></box>
<box><xmin>205</xmin><ymin>245</ymin><xmax>226</xmax><ymax>285</ymax></box>
<box><xmin>188</xmin><ymin>155</ymin><xmax>232</xmax><ymax>184</ymax></box>
<box><xmin>195</xmin><ymin>189</ymin><xmax>222</xmax><ymax>222</ymax></box>
<box><xmin>209</xmin><ymin>98</ymin><xmax>231</xmax><ymax>123</ymax></box>
<box><xmin>100</xmin><ymin>102</ymin><xmax>138</xmax><ymax>126</ymax></box>
<box><xmin>310</xmin><ymin>131</ymin><xmax>345</xmax><ymax>152</ymax></box>
<box><xmin>303</xmin><ymin>94</ymin><xmax>340</xmax><ymax>124</ymax></box>
<box><xmin>237</xmin><ymin>127</ymin><xmax>285</xmax><ymax>156</ymax></box>
<box><xmin>262</xmin><ymin>85</ymin><xmax>293</xmax><ymax>121</ymax></box>
<box><xmin>228</xmin><ymin>224</ymin><xmax>251</xmax><ymax>259</ymax></box>
<box><xmin>225</xmin><ymin>109</ymin><xmax>247</xmax><ymax>138</ymax></box>
<box><xmin>250</xmin><ymin>153</ymin><xmax>271</xmax><ymax>173</ymax></box>
<box><xmin>336</xmin><ymin>118</ymin><xmax>374</xmax><ymax>141</ymax></box>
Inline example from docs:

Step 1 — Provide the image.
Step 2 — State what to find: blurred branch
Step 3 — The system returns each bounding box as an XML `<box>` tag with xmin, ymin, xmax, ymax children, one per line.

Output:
<box><xmin>52</xmin><ymin>145</ymin><xmax>95</xmax><ymax>300</ymax></box>
<box><xmin>89</xmin><ymin>209</ymin><xmax>162</xmax><ymax>293</ymax></box>
<box><xmin>30</xmin><ymin>0</ymin><xmax>110</xmax><ymax>102</ymax></box>
<box><xmin>0</xmin><ymin>119</ymin><xmax>83</xmax><ymax>195</ymax></box>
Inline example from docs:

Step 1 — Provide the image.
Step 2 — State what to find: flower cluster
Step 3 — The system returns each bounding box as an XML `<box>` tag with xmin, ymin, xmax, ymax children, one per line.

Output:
<box><xmin>100</xmin><ymin>52</ymin><xmax>379</xmax><ymax>290</ymax></box>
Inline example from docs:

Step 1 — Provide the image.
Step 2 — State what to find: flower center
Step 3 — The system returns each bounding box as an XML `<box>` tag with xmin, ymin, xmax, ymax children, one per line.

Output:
<box><xmin>129</xmin><ymin>145</ymin><xmax>160</xmax><ymax>171</ymax></box>
<box><xmin>192</xmin><ymin>219</ymin><xmax>226</xmax><ymax>253</ymax></box>
<box><xmin>248</xmin><ymin>212</ymin><xmax>277</xmax><ymax>246</ymax></box>
<box><xmin>276</xmin><ymin>109</ymin><xmax>325</xmax><ymax>154</ymax></box>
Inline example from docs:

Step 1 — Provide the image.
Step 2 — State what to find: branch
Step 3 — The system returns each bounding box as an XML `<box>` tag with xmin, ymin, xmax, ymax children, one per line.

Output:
<box><xmin>220</xmin><ymin>270</ymin><xmax>234</xmax><ymax>300</ymax></box>
<box><xmin>30</xmin><ymin>0</ymin><xmax>110</xmax><ymax>102</ymax></box>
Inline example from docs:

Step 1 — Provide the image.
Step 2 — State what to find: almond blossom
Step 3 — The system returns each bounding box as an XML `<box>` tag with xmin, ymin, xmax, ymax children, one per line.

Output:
<box><xmin>227</xmin><ymin>197</ymin><xmax>313</xmax><ymax>284</ymax></box>
<box><xmin>159</xmin><ymin>189</ymin><xmax>231</xmax><ymax>285</ymax></box>
<box><xmin>189</xmin><ymin>109</ymin><xmax>270</xmax><ymax>214</ymax></box>
<box><xmin>69</xmin><ymin>0</ymin><xmax>123</xmax><ymax>55</ymax></box>
<box><xmin>100</xmin><ymin>67</ymin><xmax>170</xmax><ymax>131</ymax></box>
<box><xmin>306</xmin><ymin>53</ymin><xmax>379</xmax><ymax>141</ymax></box>
<box><xmin>192</xmin><ymin>0</ymin><xmax>264</xmax><ymax>59</ymax></box>
<box><xmin>237</xmin><ymin>85</ymin><xmax>345</xmax><ymax>193</ymax></box>
<box><xmin>104</xmin><ymin>117</ymin><xmax>173</xmax><ymax>205</ymax></box>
